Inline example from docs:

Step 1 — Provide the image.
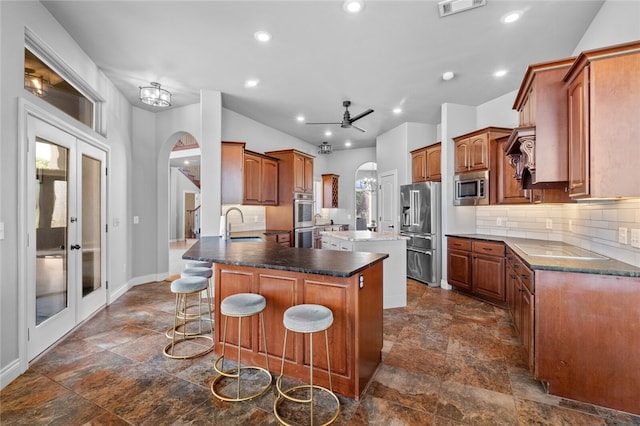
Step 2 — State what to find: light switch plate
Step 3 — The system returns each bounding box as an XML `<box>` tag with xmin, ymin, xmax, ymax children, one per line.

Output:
<box><xmin>0</xmin><ymin>222</ymin><xmax>4</xmax><ymax>240</ymax></box>
<box><xmin>545</xmin><ymin>219</ymin><xmax>553</xmax><ymax>229</ymax></box>
<box><xmin>631</xmin><ymin>229</ymin><xmax>640</xmax><ymax>248</ymax></box>
<box><xmin>133</xmin><ymin>216</ymin><xmax>139</xmax><ymax>224</ymax></box>
<box><xmin>618</xmin><ymin>227</ymin><xmax>628</xmax><ymax>244</ymax></box>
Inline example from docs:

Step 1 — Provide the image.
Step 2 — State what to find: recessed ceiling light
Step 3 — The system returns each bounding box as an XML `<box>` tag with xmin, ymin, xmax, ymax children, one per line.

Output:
<box><xmin>345</xmin><ymin>141</ymin><xmax>352</xmax><ymax>147</ymax></box>
<box><xmin>254</xmin><ymin>31</ymin><xmax>272</xmax><ymax>42</ymax></box>
<box><xmin>442</xmin><ymin>71</ymin><xmax>455</xmax><ymax>81</ymax></box>
<box><xmin>325</xmin><ymin>130</ymin><xmax>332</xmax><ymax>137</ymax></box>
<box><xmin>393</xmin><ymin>107</ymin><xmax>402</xmax><ymax>114</ymax></box>
<box><xmin>344</xmin><ymin>0</ymin><xmax>364</xmax><ymax>13</ymax></box>
<box><xmin>244</xmin><ymin>78</ymin><xmax>259</xmax><ymax>88</ymax></box>
<box><xmin>296</xmin><ymin>115</ymin><xmax>305</xmax><ymax>122</ymax></box>
<box><xmin>501</xmin><ymin>11</ymin><xmax>521</xmax><ymax>24</ymax></box>
<box><xmin>493</xmin><ymin>69</ymin><xmax>508</xmax><ymax>78</ymax></box>
<box><xmin>184</xmin><ymin>160</ymin><xmax>190</xmax><ymax>165</ymax></box>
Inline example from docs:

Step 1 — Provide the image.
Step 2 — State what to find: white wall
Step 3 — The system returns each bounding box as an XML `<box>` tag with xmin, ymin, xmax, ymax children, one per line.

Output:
<box><xmin>1</xmin><ymin>1</ymin><xmax>132</xmax><ymax>386</ymax></box>
<box><xmin>573</xmin><ymin>0</ymin><xmax>640</xmax><ymax>54</ymax></box>
<box><xmin>476</xmin><ymin>90</ymin><xmax>519</xmax><ymax>129</ymax></box>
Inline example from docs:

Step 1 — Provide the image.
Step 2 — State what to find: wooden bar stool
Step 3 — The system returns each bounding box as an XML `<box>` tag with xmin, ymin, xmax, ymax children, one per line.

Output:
<box><xmin>211</xmin><ymin>293</ymin><xmax>272</xmax><ymax>402</ymax></box>
<box><xmin>274</xmin><ymin>304</ymin><xmax>340</xmax><ymax>426</ymax></box>
<box><xmin>163</xmin><ymin>276</ymin><xmax>214</xmax><ymax>359</ymax></box>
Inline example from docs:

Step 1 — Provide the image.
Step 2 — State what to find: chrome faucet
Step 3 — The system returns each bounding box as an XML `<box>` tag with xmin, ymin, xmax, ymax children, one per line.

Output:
<box><xmin>224</xmin><ymin>207</ymin><xmax>244</xmax><ymax>239</ymax></box>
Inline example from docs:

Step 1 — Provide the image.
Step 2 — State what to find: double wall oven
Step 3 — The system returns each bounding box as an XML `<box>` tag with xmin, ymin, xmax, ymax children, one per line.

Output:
<box><xmin>293</xmin><ymin>192</ymin><xmax>314</xmax><ymax>248</ymax></box>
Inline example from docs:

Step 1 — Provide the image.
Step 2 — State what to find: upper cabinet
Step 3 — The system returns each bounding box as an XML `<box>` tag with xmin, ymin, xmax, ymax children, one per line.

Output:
<box><xmin>265</xmin><ymin>149</ymin><xmax>315</xmax><ymax>197</ymax></box>
<box><xmin>563</xmin><ymin>41</ymin><xmax>640</xmax><ymax>199</ymax></box>
<box><xmin>322</xmin><ymin>174</ymin><xmax>339</xmax><ymax>208</ymax></box>
<box><xmin>454</xmin><ymin>132</ymin><xmax>489</xmax><ymax>173</ymax></box>
<box><xmin>453</xmin><ymin>127</ymin><xmax>511</xmax><ymax>177</ymax></box>
<box><xmin>507</xmin><ymin>57</ymin><xmax>575</xmax><ymax>187</ymax></box>
<box><xmin>496</xmin><ymin>136</ymin><xmax>531</xmax><ymax>204</ymax></box>
<box><xmin>222</xmin><ymin>142</ymin><xmax>279</xmax><ymax>206</ymax></box>
<box><xmin>243</xmin><ymin>151</ymin><xmax>278</xmax><ymax>205</ymax></box>
<box><xmin>411</xmin><ymin>143</ymin><xmax>441</xmax><ymax>182</ymax></box>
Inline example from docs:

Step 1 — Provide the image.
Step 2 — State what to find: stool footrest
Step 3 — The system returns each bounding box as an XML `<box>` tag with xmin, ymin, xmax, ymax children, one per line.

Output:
<box><xmin>162</xmin><ymin>335</ymin><xmax>213</xmax><ymax>360</ymax></box>
<box><xmin>211</xmin><ymin>356</ymin><xmax>272</xmax><ymax>402</ymax></box>
<box><xmin>274</xmin><ymin>380</ymin><xmax>340</xmax><ymax>426</ymax></box>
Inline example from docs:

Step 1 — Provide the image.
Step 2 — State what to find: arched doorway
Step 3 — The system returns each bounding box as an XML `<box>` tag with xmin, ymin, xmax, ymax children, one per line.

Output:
<box><xmin>354</xmin><ymin>162</ymin><xmax>377</xmax><ymax>231</ymax></box>
<box><xmin>168</xmin><ymin>133</ymin><xmax>201</xmax><ymax>276</ymax></box>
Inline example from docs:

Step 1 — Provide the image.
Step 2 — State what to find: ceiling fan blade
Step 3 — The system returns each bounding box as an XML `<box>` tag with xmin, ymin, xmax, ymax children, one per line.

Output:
<box><xmin>306</xmin><ymin>122</ymin><xmax>341</xmax><ymax>125</ymax></box>
<box><xmin>351</xmin><ymin>124</ymin><xmax>366</xmax><ymax>132</ymax></box>
<box><xmin>349</xmin><ymin>109</ymin><xmax>374</xmax><ymax>123</ymax></box>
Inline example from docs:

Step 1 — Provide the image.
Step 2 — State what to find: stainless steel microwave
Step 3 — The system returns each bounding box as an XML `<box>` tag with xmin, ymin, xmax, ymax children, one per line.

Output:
<box><xmin>453</xmin><ymin>171</ymin><xmax>489</xmax><ymax>206</ymax></box>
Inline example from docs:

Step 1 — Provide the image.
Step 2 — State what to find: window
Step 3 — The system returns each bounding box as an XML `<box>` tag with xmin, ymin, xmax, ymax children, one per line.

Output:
<box><xmin>24</xmin><ymin>29</ymin><xmax>104</xmax><ymax>133</ymax></box>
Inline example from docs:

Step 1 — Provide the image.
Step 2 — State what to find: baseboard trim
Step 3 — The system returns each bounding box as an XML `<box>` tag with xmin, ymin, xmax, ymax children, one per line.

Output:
<box><xmin>0</xmin><ymin>359</ymin><xmax>24</xmax><ymax>391</ymax></box>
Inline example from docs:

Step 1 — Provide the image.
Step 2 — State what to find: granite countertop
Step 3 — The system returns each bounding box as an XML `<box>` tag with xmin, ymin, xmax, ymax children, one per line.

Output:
<box><xmin>322</xmin><ymin>230</ymin><xmax>409</xmax><ymax>242</ymax></box>
<box><xmin>183</xmin><ymin>236</ymin><xmax>388</xmax><ymax>278</ymax></box>
<box><xmin>446</xmin><ymin>233</ymin><xmax>640</xmax><ymax>278</ymax></box>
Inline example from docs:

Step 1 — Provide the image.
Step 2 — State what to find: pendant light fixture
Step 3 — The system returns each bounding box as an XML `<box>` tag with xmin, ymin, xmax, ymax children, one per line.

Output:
<box><xmin>139</xmin><ymin>82</ymin><xmax>171</xmax><ymax>107</ymax></box>
<box><xmin>24</xmin><ymin>68</ymin><xmax>48</xmax><ymax>97</ymax></box>
<box><xmin>318</xmin><ymin>141</ymin><xmax>333</xmax><ymax>154</ymax></box>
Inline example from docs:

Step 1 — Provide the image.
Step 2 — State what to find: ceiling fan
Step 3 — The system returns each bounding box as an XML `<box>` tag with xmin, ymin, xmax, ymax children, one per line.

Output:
<box><xmin>306</xmin><ymin>100</ymin><xmax>374</xmax><ymax>132</ymax></box>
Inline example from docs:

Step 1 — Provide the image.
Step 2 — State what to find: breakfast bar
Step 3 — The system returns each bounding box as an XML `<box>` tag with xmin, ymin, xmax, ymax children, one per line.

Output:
<box><xmin>183</xmin><ymin>236</ymin><xmax>388</xmax><ymax>400</ymax></box>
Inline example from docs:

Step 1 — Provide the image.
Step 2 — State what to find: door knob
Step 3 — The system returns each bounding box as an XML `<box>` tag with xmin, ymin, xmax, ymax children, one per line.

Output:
<box><xmin>70</xmin><ymin>244</ymin><xmax>81</xmax><ymax>250</ymax></box>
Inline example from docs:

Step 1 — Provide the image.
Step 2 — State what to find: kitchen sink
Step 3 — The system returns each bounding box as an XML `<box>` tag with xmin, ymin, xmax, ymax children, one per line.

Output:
<box><xmin>230</xmin><ymin>236</ymin><xmax>264</xmax><ymax>242</ymax></box>
<box><xmin>514</xmin><ymin>243</ymin><xmax>608</xmax><ymax>260</ymax></box>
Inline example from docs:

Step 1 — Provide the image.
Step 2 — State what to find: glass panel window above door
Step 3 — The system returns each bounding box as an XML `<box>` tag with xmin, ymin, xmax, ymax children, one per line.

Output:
<box><xmin>24</xmin><ymin>48</ymin><xmax>94</xmax><ymax>128</ymax></box>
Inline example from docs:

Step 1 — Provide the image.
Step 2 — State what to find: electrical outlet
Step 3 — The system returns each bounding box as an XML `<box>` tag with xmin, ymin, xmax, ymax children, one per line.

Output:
<box><xmin>545</xmin><ymin>219</ymin><xmax>553</xmax><ymax>229</ymax></box>
<box><xmin>0</xmin><ymin>222</ymin><xmax>4</xmax><ymax>240</ymax></box>
<box><xmin>133</xmin><ymin>216</ymin><xmax>139</xmax><ymax>224</ymax></box>
<box><xmin>618</xmin><ymin>227</ymin><xmax>628</xmax><ymax>244</ymax></box>
<box><xmin>630</xmin><ymin>229</ymin><xmax>640</xmax><ymax>248</ymax></box>
<box><xmin>496</xmin><ymin>217</ymin><xmax>503</xmax><ymax>226</ymax></box>
<box><xmin>569</xmin><ymin>220</ymin><xmax>573</xmax><ymax>232</ymax></box>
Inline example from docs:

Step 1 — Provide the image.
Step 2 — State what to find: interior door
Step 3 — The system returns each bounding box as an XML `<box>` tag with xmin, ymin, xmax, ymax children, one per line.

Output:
<box><xmin>378</xmin><ymin>170</ymin><xmax>397</xmax><ymax>232</ymax></box>
<box><xmin>27</xmin><ymin>116</ymin><xmax>106</xmax><ymax>360</ymax></box>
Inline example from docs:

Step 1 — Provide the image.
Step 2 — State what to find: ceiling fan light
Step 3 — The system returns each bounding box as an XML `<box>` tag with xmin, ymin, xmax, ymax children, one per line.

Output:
<box><xmin>139</xmin><ymin>82</ymin><xmax>171</xmax><ymax>107</ymax></box>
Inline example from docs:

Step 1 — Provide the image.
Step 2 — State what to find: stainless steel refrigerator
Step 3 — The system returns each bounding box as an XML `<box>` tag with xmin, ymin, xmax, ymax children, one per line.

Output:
<box><xmin>400</xmin><ymin>182</ymin><xmax>442</xmax><ymax>287</ymax></box>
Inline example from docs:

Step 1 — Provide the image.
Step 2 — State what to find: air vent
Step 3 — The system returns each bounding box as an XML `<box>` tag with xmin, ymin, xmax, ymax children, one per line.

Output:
<box><xmin>438</xmin><ymin>0</ymin><xmax>486</xmax><ymax>17</ymax></box>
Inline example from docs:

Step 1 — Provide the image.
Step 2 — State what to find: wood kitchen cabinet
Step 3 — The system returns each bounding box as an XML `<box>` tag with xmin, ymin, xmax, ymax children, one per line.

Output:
<box><xmin>410</xmin><ymin>143</ymin><xmax>441</xmax><ymax>182</ymax></box>
<box><xmin>496</xmin><ymin>136</ymin><xmax>531</xmax><ymax>204</ymax></box>
<box><xmin>508</xmin><ymin>58</ymin><xmax>574</xmax><ymax>187</ymax></box>
<box><xmin>447</xmin><ymin>237</ymin><xmax>506</xmax><ymax>306</ymax></box>
<box><xmin>446</xmin><ymin>237</ymin><xmax>472</xmax><ymax>291</ymax></box>
<box><xmin>505</xmin><ymin>247</ymin><xmax>534</xmax><ymax>371</ymax></box>
<box><xmin>222</xmin><ymin>142</ymin><xmax>279</xmax><ymax>206</ymax></box>
<box><xmin>221</xmin><ymin>141</ymin><xmax>245</xmax><ymax>204</ymax></box>
<box><xmin>322</xmin><ymin>174</ymin><xmax>339</xmax><ymax>208</ymax></box>
<box><xmin>453</xmin><ymin>127</ymin><xmax>511</xmax><ymax>175</ymax></box>
<box><xmin>264</xmin><ymin>231</ymin><xmax>291</xmax><ymax>247</ymax></box>
<box><xmin>264</xmin><ymin>149</ymin><xmax>315</xmax><ymax>231</ymax></box>
<box><xmin>563</xmin><ymin>41</ymin><xmax>640</xmax><ymax>199</ymax></box>
<box><xmin>243</xmin><ymin>151</ymin><xmax>278</xmax><ymax>205</ymax></box>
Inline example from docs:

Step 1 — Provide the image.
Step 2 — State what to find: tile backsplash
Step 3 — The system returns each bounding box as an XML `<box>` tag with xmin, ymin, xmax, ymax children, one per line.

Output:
<box><xmin>221</xmin><ymin>204</ymin><xmax>265</xmax><ymax>232</ymax></box>
<box><xmin>476</xmin><ymin>199</ymin><xmax>640</xmax><ymax>267</ymax></box>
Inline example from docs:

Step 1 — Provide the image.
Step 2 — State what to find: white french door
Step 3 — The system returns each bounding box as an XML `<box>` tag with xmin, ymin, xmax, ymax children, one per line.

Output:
<box><xmin>26</xmin><ymin>115</ymin><xmax>107</xmax><ymax>360</ymax></box>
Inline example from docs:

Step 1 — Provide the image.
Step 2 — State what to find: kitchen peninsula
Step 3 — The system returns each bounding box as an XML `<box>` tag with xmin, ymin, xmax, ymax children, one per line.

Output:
<box><xmin>182</xmin><ymin>236</ymin><xmax>388</xmax><ymax>399</ymax></box>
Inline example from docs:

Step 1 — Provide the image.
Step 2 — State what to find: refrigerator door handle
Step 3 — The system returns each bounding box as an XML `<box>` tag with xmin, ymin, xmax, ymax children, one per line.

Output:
<box><xmin>414</xmin><ymin>234</ymin><xmax>431</xmax><ymax>240</ymax></box>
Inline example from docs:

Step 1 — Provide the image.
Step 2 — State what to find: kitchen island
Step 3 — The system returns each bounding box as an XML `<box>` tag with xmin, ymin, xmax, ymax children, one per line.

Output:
<box><xmin>320</xmin><ymin>230</ymin><xmax>408</xmax><ymax>308</ymax></box>
<box><xmin>183</xmin><ymin>236</ymin><xmax>388</xmax><ymax>400</ymax></box>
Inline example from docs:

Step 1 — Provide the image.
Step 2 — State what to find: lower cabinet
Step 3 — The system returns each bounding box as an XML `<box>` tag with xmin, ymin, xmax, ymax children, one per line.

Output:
<box><xmin>506</xmin><ymin>248</ymin><xmax>534</xmax><ymax>371</ymax></box>
<box><xmin>264</xmin><ymin>231</ymin><xmax>290</xmax><ymax>247</ymax></box>
<box><xmin>447</xmin><ymin>237</ymin><xmax>505</xmax><ymax>305</ymax></box>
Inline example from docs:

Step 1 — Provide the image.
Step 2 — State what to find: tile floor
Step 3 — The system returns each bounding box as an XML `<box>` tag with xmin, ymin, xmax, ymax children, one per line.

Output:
<box><xmin>2</xmin><ymin>279</ymin><xmax>639</xmax><ymax>425</ymax></box>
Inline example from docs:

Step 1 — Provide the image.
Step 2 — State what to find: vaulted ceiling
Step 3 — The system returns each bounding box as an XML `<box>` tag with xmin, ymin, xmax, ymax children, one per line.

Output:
<box><xmin>42</xmin><ymin>1</ymin><xmax>604</xmax><ymax>151</ymax></box>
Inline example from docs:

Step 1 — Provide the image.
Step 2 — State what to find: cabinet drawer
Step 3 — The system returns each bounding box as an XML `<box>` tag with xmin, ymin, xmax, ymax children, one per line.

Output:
<box><xmin>518</xmin><ymin>264</ymin><xmax>534</xmax><ymax>293</ymax></box>
<box><xmin>472</xmin><ymin>241</ymin><xmax>504</xmax><ymax>257</ymax></box>
<box><xmin>276</xmin><ymin>233</ymin><xmax>290</xmax><ymax>243</ymax></box>
<box><xmin>448</xmin><ymin>237</ymin><xmax>471</xmax><ymax>251</ymax></box>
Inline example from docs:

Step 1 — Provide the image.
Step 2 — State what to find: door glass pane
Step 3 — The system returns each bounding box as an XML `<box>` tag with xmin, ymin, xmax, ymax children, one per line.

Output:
<box><xmin>35</xmin><ymin>139</ymin><xmax>69</xmax><ymax>325</ymax></box>
<box><xmin>82</xmin><ymin>154</ymin><xmax>101</xmax><ymax>297</ymax></box>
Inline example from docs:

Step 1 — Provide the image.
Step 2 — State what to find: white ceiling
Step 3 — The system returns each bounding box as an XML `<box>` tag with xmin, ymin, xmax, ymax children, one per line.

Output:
<box><xmin>41</xmin><ymin>0</ymin><xmax>604</xmax><ymax>151</ymax></box>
